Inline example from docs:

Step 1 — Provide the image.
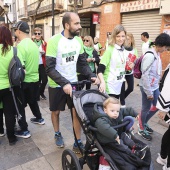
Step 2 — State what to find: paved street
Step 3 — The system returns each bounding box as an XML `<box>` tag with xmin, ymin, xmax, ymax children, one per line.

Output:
<box><xmin>0</xmin><ymin>80</ymin><xmax>168</xmax><ymax>170</ymax></box>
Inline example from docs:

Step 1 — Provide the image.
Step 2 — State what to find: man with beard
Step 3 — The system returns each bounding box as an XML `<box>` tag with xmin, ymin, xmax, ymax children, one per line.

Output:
<box><xmin>46</xmin><ymin>12</ymin><xmax>97</xmax><ymax>152</ymax></box>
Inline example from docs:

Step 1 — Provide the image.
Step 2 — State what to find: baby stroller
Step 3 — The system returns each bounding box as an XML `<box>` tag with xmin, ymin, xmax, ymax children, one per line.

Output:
<box><xmin>61</xmin><ymin>81</ymin><xmax>153</xmax><ymax>170</ymax></box>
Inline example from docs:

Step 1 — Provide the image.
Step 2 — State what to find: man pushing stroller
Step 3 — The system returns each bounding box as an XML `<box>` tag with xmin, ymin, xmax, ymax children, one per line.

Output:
<box><xmin>92</xmin><ymin>97</ymin><xmax>151</xmax><ymax>169</ymax></box>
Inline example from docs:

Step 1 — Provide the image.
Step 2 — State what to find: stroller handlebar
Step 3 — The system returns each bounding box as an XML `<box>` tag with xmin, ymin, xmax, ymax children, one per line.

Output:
<box><xmin>88</xmin><ymin>120</ymin><xmax>130</xmax><ymax>132</ymax></box>
<box><xmin>71</xmin><ymin>80</ymin><xmax>93</xmax><ymax>91</ymax></box>
<box><xmin>70</xmin><ymin>80</ymin><xmax>92</xmax><ymax>86</ymax></box>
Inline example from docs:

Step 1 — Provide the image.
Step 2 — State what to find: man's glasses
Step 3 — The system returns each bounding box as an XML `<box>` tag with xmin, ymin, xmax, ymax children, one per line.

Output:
<box><xmin>83</xmin><ymin>39</ymin><xmax>89</xmax><ymax>42</ymax></box>
<box><xmin>34</xmin><ymin>33</ymin><xmax>41</xmax><ymax>35</ymax></box>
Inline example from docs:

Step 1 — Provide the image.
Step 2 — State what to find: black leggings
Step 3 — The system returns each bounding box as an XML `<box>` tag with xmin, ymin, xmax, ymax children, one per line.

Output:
<box><xmin>0</xmin><ymin>88</ymin><xmax>16</xmax><ymax>142</ymax></box>
<box><xmin>0</xmin><ymin>108</ymin><xmax>4</xmax><ymax>134</ymax></box>
<box><xmin>120</xmin><ymin>74</ymin><xmax>134</xmax><ymax>105</ymax></box>
<box><xmin>161</xmin><ymin>125</ymin><xmax>170</xmax><ymax>167</ymax></box>
<box><xmin>38</xmin><ymin>64</ymin><xmax>48</xmax><ymax>95</ymax></box>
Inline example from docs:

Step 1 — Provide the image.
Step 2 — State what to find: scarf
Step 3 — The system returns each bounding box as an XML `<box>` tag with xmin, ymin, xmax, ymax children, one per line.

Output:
<box><xmin>34</xmin><ymin>40</ymin><xmax>42</xmax><ymax>47</ymax></box>
<box><xmin>84</xmin><ymin>45</ymin><xmax>95</xmax><ymax>72</ymax></box>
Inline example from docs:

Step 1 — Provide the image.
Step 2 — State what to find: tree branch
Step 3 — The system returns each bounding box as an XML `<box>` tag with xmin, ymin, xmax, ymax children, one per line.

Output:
<box><xmin>32</xmin><ymin>0</ymin><xmax>44</xmax><ymax>32</ymax></box>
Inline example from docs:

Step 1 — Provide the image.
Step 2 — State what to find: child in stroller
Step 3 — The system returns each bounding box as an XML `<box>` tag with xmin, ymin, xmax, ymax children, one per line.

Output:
<box><xmin>93</xmin><ymin>97</ymin><xmax>149</xmax><ymax>159</ymax></box>
<box><xmin>62</xmin><ymin>87</ymin><xmax>152</xmax><ymax>170</ymax></box>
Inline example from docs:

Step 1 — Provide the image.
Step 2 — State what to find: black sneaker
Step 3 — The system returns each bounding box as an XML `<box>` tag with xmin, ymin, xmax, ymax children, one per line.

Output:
<box><xmin>145</xmin><ymin>124</ymin><xmax>153</xmax><ymax>134</ymax></box>
<box><xmin>134</xmin><ymin>150</ymin><xmax>146</xmax><ymax>159</ymax></box>
<box><xmin>30</xmin><ymin>118</ymin><xmax>45</xmax><ymax>125</ymax></box>
<box><xmin>72</xmin><ymin>142</ymin><xmax>85</xmax><ymax>154</ymax></box>
<box><xmin>9</xmin><ymin>138</ymin><xmax>18</xmax><ymax>146</ymax></box>
<box><xmin>15</xmin><ymin>130</ymin><xmax>31</xmax><ymax>138</ymax></box>
<box><xmin>40</xmin><ymin>94</ymin><xmax>46</xmax><ymax>100</ymax></box>
<box><xmin>138</xmin><ymin>129</ymin><xmax>152</xmax><ymax>141</ymax></box>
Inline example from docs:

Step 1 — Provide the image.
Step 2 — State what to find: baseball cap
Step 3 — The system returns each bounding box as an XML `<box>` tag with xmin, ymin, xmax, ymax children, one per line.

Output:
<box><xmin>13</xmin><ymin>21</ymin><xmax>30</xmax><ymax>34</ymax></box>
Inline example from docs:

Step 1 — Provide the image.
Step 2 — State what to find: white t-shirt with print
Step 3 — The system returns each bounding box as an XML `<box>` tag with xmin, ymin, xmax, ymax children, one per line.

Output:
<box><xmin>46</xmin><ymin>33</ymin><xmax>84</xmax><ymax>88</ymax></box>
<box><xmin>100</xmin><ymin>44</ymin><xmax>126</xmax><ymax>95</ymax></box>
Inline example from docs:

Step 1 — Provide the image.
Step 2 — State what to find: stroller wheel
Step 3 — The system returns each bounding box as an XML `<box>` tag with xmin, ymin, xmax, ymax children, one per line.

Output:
<box><xmin>62</xmin><ymin>149</ymin><xmax>82</xmax><ymax>170</ymax></box>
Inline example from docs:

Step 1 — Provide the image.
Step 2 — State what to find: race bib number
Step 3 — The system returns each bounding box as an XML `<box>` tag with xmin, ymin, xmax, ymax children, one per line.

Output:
<box><xmin>116</xmin><ymin>71</ymin><xmax>125</xmax><ymax>80</ymax></box>
<box><xmin>62</xmin><ymin>51</ymin><xmax>76</xmax><ymax>64</ymax></box>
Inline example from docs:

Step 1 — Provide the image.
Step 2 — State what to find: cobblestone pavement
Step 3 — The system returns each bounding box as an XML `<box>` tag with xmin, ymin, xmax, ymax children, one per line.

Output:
<box><xmin>0</xmin><ymin>80</ymin><xmax>167</xmax><ymax>170</ymax></box>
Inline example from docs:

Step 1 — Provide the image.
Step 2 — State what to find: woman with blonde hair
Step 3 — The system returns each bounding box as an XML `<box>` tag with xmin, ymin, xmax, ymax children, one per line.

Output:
<box><xmin>120</xmin><ymin>33</ymin><xmax>138</xmax><ymax>107</ymax></box>
<box><xmin>33</xmin><ymin>27</ymin><xmax>47</xmax><ymax>100</ymax></box>
<box><xmin>78</xmin><ymin>35</ymin><xmax>100</xmax><ymax>89</ymax></box>
<box><xmin>97</xmin><ymin>25</ymin><xmax>134</xmax><ymax>99</ymax></box>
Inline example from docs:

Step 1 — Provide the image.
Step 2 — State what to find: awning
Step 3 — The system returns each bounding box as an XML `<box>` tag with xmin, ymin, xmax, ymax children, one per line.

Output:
<box><xmin>78</xmin><ymin>7</ymin><xmax>101</xmax><ymax>17</ymax></box>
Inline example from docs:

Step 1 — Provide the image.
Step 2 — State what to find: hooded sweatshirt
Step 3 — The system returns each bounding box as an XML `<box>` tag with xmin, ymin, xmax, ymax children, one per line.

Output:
<box><xmin>92</xmin><ymin>103</ymin><xmax>138</xmax><ymax>144</ymax></box>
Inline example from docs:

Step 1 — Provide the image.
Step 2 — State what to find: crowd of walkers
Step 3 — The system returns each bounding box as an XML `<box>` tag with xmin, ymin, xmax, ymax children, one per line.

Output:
<box><xmin>0</xmin><ymin>11</ymin><xmax>170</xmax><ymax>170</ymax></box>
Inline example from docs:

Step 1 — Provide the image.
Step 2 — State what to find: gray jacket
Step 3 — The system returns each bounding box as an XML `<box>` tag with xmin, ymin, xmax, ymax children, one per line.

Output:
<box><xmin>139</xmin><ymin>48</ymin><xmax>162</xmax><ymax>97</ymax></box>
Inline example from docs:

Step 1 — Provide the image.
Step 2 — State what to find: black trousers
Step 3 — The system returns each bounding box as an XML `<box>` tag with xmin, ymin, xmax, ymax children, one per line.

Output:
<box><xmin>13</xmin><ymin>86</ymin><xmax>28</xmax><ymax>131</ymax></box>
<box><xmin>38</xmin><ymin>64</ymin><xmax>48</xmax><ymax>96</ymax></box>
<box><xmin>22</xmin><ymin>82</ymin><xmax>42</xmax><ymax>119</ymax></box>
<box><xmin>109</xmin><ymin>94</ymin><xmax>120</xmax><ymax>100</ymax></box>
<box><xmin>0</xmin><ymin>88</ymin><xmax>16</xmax><ymax>142</ymax></box>
<box><xmin>161</xmin><ymin>125</ymin><xmax>170</xmax><ymax>167</ymax></box>
<box><xmin>120</xmin><ymin>74</ymin><xmax>134</xmax><ymax>105</ymax></box>
<box><xmin>0</xmin><ymin>108</ymin><xmax>4</xmax><ymax>134</ymax></box>
<box><xmin>77</xmin><ymin>74</ymin><xmax>92</xmax><ymax>90</ymax></box>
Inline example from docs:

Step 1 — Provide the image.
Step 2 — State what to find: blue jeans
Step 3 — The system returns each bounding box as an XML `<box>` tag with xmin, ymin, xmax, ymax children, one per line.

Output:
<box><xmin>140</xmin><ymin>86</ymin><xmax>160</xmax><ymax>129</ymax></box>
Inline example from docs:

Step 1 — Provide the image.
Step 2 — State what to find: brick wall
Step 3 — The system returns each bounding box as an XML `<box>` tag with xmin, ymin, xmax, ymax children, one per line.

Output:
<box><xmin>99</xmin><ymin>2</ymin><xmax>121</xmax><ymax>49</ymax></box>
<box><xmin>160</xmin><ymin>15</ymin><xmax>170</xmax><ymax>70</ymax></box>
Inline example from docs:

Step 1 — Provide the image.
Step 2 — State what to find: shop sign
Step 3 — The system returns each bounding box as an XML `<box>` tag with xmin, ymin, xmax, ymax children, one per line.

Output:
<box><xmin>104</xmin><ymin>5</ymin><xmax>113</xmax><ymax>14</ymax></box>
<box><xmin>92</xmin><ymin>13</ymin><xmax>99</xmax><ymax>24</ymax></box>
<box><xmin>120</xmin><ymin>0</ymin><xmax>160</xmax><ymax>13</ymax></box>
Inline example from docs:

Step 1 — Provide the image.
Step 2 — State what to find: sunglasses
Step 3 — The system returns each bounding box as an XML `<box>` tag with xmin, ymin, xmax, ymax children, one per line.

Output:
<box><xmin>83</xmin><ymin>39</ymin><xmax>89</xmax><ymax>42</ymax></box>
<box><xmin>34</xmin><ymin>33</ymin><xmax>41</xmax><ymax>35</ymax></box>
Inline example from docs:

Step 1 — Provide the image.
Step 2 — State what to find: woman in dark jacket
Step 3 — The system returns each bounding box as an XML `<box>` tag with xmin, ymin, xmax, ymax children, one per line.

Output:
<box><xmin>156</xmin><ymin>64</ymin><xmax>170</xmax><ymax>170</ymax></box>
<box><xmin>78</xmin><ymin>35</ymin><xmax>100</xmax><ymax>89</ymax></box>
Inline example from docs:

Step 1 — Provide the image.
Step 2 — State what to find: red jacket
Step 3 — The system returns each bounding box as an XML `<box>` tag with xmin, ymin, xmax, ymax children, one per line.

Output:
<box><xmin>33</xmin><ymin>39</ymin><xmax>47</xmax><ymax>66</ymax></box>
<box><xmin>41</xmin><ymin>40</ymin><xmax>47</xmax><ymax>66</ymax></box>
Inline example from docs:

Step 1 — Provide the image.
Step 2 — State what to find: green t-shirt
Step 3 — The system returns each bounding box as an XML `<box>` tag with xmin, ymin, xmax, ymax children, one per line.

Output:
<box><xmin>17</xmin><ymin>38</ymin><xmax>39</xmax><ymax>82</ymax></box>
<box><xmin>0</xmin><ymin>45</ymin><xmax>24</xmax><ymax>89</ymax></box>
<box><xmin>46</xmin><ymin>33</ymin><xmax>84</xmax><ymax>88</ymax></box>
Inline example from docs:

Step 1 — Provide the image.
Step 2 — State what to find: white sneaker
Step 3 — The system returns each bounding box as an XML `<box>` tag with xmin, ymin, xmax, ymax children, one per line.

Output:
<box><xmin>163</xmin><ymin>165</ymin><xmax>170</xmax><ymax>170</ymax></box>
<box><xmin>0</xmin><ymin>133</ymin><xmax>5</xmax><ymax>137</ymax></box>
<box><xmin>156</xmin><ymin>153</ymin><xmax>167</xmax><ymax>165</ymax></box>
<box><xmin>121</xmin><ymin>105</ymin><xmax>126</xmax><ymax>108</ymax></box>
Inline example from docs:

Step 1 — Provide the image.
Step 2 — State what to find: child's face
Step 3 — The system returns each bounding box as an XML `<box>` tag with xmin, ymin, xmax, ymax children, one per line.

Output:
<box><xmin>104</xmin><ymin>103</ymin><xmax>120</xmax><ymax>119</ymax></box>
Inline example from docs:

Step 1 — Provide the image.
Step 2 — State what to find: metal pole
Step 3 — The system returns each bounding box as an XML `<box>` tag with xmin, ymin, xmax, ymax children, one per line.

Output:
<box><xmin>52</xmin><ymin>0</ymin><xmax>55</xmax><ymax>35</ymax></box>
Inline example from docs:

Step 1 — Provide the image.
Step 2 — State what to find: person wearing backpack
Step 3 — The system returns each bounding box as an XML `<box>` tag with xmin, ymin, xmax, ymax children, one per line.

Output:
<box><xmin>0</xmin><ymin>25</ymin><xmax>28</xmax><ymax>145</ymax></box>
<box><xmin>138</xmin><ymin>33</ymin><xmax>170</xmax><ymax>141</ymax></box>
<box><xmin>14</xmin><ymin>21</ymin><xmax>45</xmax><ymax>128</ymax></box>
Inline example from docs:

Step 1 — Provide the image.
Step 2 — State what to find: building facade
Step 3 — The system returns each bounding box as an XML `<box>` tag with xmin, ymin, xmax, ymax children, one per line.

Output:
<box><xmin>11</xmin><ymin>0</ymin><xmax>170</xmax><ymax>68</ymax></box>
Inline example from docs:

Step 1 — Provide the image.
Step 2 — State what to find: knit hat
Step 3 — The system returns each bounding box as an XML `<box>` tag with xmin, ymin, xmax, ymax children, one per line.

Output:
<box><xmin>13</xmin><ymin>21</ymin><xmax>30</xmax><ymax>34</ymax></box>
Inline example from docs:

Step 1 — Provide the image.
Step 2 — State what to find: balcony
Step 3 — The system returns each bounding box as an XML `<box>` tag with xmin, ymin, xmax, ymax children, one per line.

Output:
<box><xmin>18</xmin><ymin>7</ymin><xmax>27</xmax><ymax>20</ymax></box>
<box><xmin>27</xmin><ymin>1</ymin><xmax>64</xmax><ymax>17</ymax></box>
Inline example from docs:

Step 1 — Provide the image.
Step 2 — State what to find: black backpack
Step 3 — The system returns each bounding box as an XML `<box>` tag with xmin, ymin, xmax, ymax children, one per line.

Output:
<box><xmin>8</xmin><ymin>47</ymin><xmax>25</xmax><ymax>87</ymax></box>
